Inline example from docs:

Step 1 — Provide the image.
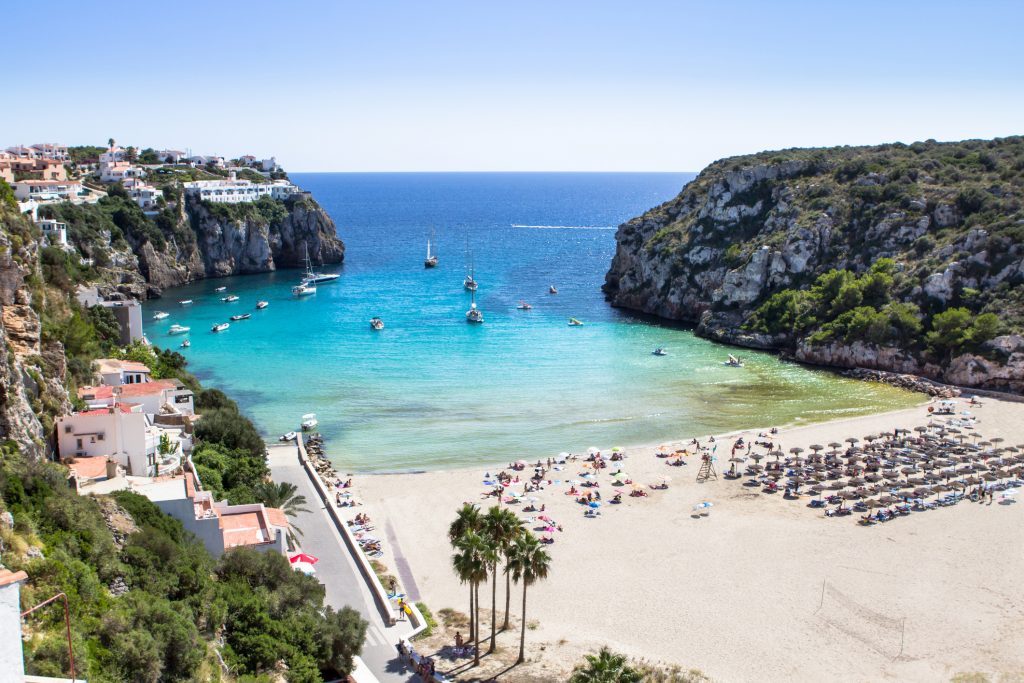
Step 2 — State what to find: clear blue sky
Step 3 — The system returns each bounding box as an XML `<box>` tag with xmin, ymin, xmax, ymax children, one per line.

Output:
<box><xmin>4</xmin><ymin>0</ymin><xmax>1021</xmax><ymax>171</ymax></box>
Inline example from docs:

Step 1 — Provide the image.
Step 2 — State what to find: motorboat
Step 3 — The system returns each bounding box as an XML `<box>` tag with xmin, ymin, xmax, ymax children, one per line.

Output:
<box><xmin>466</xmin><ymin>303</ymin><xmax>483</xmax><ymax>323</ymax></box>
<box><xmin>300</xmin><ymin>244</ymin><xmax>339</xmax><ymax>284</ymax></box>
<box><xmin>152</xmin><ymin>311</ymin><xmax>169</xmax><ymax>320</ymax></box>
<box><xmin>549</xmin><ymin>285</ymin><xmax>558</xmax><ymax>294</ymax></box>
<box><xmin>222</xmin><ymin>294</ymin><xmax>239</xmax><ymax>302</ymax></box>
<box><xmin>168</xmin><ymin>324</ymin><xmax>190</xmax><ymax>334</ymax></box>
<box><xmin>370</xmin><ymin>317</ymin><xmax>384</xmax><ymax>330</ymax></box>
<box><xmin>279</xmin><ymin>431</ymin><xmax>297</xmax><ymax>442</ymax></box>
<box><xmin>723</xmin><ymin>354</ymin><xmax>744</xmax><ymax>368</ymax></box>
<box><xmin>292</xmin><ymin>283</ymin><xmax>316</xmax><ymax>297</ymax></box>
<box><xmin>301</xmin><ymin>413</ymin><xmax>318</xmax><ymax>430</ymax></box>
<box><xmin>230</xmin><ymin>313</ymin><xmax>251</xmax><ymax>321</ymax></box>
<box><xmin>517</xmin><ymin>301</ymin><xmax>532</xmax><ymax>310</ymax></box>
<box><xmin>568</xmin><ymin>318</ymin><xmax>584</xmax><ymax>326</ymax></box>
<box><xmin>424</xmin><ymin>231</ymin><xmax>438</xmax><ymax>268</ymax></box>
<box><xmin>179</xmin><ymin>299</ymin><xmax>193</xmax><ymax>305</ymax></box>
<box><xmin>211</xmin><ymin>323</ymin><xmax>230</xmax><ymax>333</ymax></box>
<box><xmin>180</xmin><ymin>339</ymin><xmax>191</xmax><ymax>348</ymax></box>
<box><xmin>214</xmin><ymin>286</ymin><xmax>227</xmax><ymax>292</ymax></box>
<box><xmin>653</xmin><ymin>347</ymin><xmax>668</xmax><ymax>356</ymax></box>
<box><xmin>256</xmin><ymin>300</ymin><xmax>269</xmax><ymax>309</ymax></box>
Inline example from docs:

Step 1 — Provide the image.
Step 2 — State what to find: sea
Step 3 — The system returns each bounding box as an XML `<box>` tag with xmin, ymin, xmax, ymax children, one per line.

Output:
<box><xmin>142</xmin><ymin>173</ymin><xmax>919</xmax><ymax>472</ymax></box>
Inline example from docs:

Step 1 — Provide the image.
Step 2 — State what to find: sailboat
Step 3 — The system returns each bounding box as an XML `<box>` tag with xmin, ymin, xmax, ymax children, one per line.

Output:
<box><xmin>424</xmin><ymin>231</ymin><xmax>438</xmax><ymax>268</ymax></box>
<box><xmin>466</xmin><ymin>289</ymin><xmax>483</xmax><ymax>323</ymax></box>
<box><xmin>463</xmin><ymin>248</ymin><xmax>478</xmax><ymax>291</ymax></box>
<box><xmin>300</xmin><ymin>244</ymin><xmax>339</xmax><ymax>284</ymax></box>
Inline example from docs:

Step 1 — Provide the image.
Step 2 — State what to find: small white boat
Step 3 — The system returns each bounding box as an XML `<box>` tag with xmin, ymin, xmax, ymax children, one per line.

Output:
<box><xmin>152</xmin><ymin>311</ymin><xmax>169</xmax><ymax>320</ymax></box>
<box><xmin>230</xmin><ymin>313</ymin><xmax>251</xmax><ymax>321</ymax></box>
<box><xmin>256</xmin><ymin>300</ymin><xmax>269</xmax><ymax>309</ymax></box>
<box><xmin>370</xmin><ymin>317</ymin><xmax>384</xmax><ymax>330</ymax></box>
<box><xmin>179</xmin><ymin>299</ymin><xmax>193</xmax><ymax>306</ymax></box>
<box><xmin>180</xmin><ymin>339</ymin><xmax>190</xmax><ymax>348</ymax></box>
<box><xmin>463</xmin><ymin>275</ymin><xmax>478</xmax><ymax>291</ymax></box>
<box><xmin>169</xmin><ymin>324</ymin><xmax>190</xmax><ymax>334</ymax></box>
<box><xmin>214</xmin><ymin>286</ymin><xmax>227</xmax><ymax>292</ymax></box>
<box><xmin>517</xmin><ymin>301</ymin><xmax>532</xmax><ymax>310</ymax></box>
<box><xmin>466</xmin><ymin>289</ymin><xmax>483</xmax><ymax>323</ymax></box>
<box><xmin>723</xmin><ymin>354</ymin><xmax>744</xmax><ymax>368</ymax></box>
<box><xmin>653</xmin><ymin>348</ymin><xmax>668</xmax><ymax>356</ymax></box>
<box><xmin>301</xmin><ymin>413</ymin><xmax>318</xmax><ymax>430</ymax></box>
<box><xmin>568</xmin><ymin>317</ymin><xmax>584</xmax><ymax>326</ymax></box>
<box><xmin>211</xmin><ymin>323</ymin><xmax>230</xmax><ymax>333</ymax></box>
<box><xmin>549</xmin><ymin>285</ymin><xmax>558</xmax><ymax>294</ymax></box>
<box><xmin>222</xmin><ymin>294</ymin><xmax>239</xmax><ymax>302</ymax></box>
<box><xmin>424</xmin><ymin>231</ymin><xmax>438</xmax><ymax>268</ymax></box>
<box><xmin>292</xmin><ymin>283</ymin><xmax>316</xmax><ymax>296</ymax></box>
<box><xmin>280</xmin><ymin>431</ymin><xmax>297</xmax><ymax>442</ymax></box>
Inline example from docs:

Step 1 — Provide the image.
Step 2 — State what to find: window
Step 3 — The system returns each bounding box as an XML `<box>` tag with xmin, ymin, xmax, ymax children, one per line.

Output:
<box><xmin>76</xmin><ymin>438</ymin><xmax>83</xmax><ymax>449</ymax></box>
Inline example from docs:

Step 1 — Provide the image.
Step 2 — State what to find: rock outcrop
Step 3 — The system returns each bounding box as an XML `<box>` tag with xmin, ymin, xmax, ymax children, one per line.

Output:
<box><xmin>605</xmin><ymin>136</ymin><xmax>1024</xmax><ymax>392</ymax></box>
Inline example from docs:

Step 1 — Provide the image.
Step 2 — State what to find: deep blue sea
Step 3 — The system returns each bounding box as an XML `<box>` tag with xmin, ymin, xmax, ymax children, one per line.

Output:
<box><xmin>143</xmin><ymin>173</ymin><xmax>917</xmax><ymax>471</ymax></box>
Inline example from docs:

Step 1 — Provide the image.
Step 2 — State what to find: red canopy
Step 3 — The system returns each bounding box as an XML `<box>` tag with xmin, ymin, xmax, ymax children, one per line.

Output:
<box><xmin>289</xmin><ymin>553</ymin><xmax>319</xmax><ymax>565</ymax></box>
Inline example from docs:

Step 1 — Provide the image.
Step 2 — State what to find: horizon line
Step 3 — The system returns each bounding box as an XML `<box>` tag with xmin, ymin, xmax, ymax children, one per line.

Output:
<box><xmin>288</xmin><ymin>169</ymin><xmax>697</xmax><ymax>174</ymax></box>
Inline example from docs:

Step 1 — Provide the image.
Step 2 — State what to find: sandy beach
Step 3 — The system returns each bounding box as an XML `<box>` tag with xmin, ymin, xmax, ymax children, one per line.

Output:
<box><xmin>351</xmin><ymin>395</ymin><xmax>1024</xmax><ymax>682</ymax></box>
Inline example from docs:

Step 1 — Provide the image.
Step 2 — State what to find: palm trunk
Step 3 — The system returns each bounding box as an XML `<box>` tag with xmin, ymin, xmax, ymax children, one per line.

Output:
<box><xmin>469</xmin><ymin>582</ymin><xmax>475</xmax><ymax>644</ymax></box>
<box><xmin>518</xmin><ymin>580</ymin><xmax>527</xmax><ymax>664</ymax></box>
<box><xmin>488</xmin><ymin>565</ymin><xmax>497</xmax><ymax>653</ymax></box>
<box><xmin>474</xmin><ymin>582</ymin><xmax>481</xmax><ymax>666</ymax></box>
<box><xmin>502</xmin><ymin>561</ymin><xmax>511</xmax><ymax>630</ymax></box>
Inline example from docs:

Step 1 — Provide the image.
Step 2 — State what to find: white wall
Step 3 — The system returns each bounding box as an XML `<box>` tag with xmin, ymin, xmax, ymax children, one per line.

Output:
<box><xmin>0</xmin><ymin>578</ymin><xmax>26</xmax><ymax>680</ymax></box>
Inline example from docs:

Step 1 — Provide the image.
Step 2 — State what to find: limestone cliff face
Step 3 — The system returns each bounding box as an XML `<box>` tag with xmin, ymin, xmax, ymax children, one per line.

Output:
<box><xmin>0</xmin><ymin>214</ymin><xmax>71</xmax><ymax>458</ymax></box>
<box><xmin>604</xmin><ymin>137</ymin><xmax>1024</xmax><ymax>391</ymax></box>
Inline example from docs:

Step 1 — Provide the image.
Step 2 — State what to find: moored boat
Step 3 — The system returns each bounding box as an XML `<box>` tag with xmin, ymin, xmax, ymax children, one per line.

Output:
<box><xmin>301</xmin><ymin>413</ymin><xmax>318</xmax><ymax>430</ymax></box>
<box><xmin>653</xmin><ymin>347</ymin><xmax>668</xmax><ymax>356</ymax></box>
<box><xmin>211</xmin><ymin>323</ymin><xmax>230</xmax><ymax>333</ymax></box>
<box><xmin>230</xmin><ymin>313</ymin><xmax>251</xmax><ymax>321</ymax></box>
<box><xmin>180</xmin><ymin>339</ymin><xmax>191</xmax><ymax>348</ymax></box>
<box><xmin>723</xmin><ymin>354</ymin><xmax>744</xmax><ymax>367</ymax></box>
<box><xmin>370</xmin><ymin>317</ymin><xmax>384</xmax><ymax>330</ymax></box>
<box><xmin>292</xmin><ymin>283</ymin><xmax>316</xmax><ymax>296</ymax></box>
<box><xmin>549</xmin><ymin>285</ymin><xmax>558</xmax><ymax>294</ymax></box>
<box><xmin>424</xmin><ymin>231</ymin><xmax>438</xmax><ymax>268</ymax></box>
<box><xmin>256</xmin><ymin>300</ymin><xmax>269</xmax><ymax>309</ymax></box>
<box><xmin>465</xmin><ymin>289</ymin><xmax>483</xmax><ymax>323</ymax></box>
<box><xmin>179</xmin><ymin>299</ymin><xmax>193</xmax><ymax>305</ymax></box>
<box><xmin>152</xmin><ymin>311</ymin><xmax>169</xmax><ymax>320</ymax></box>
<box><xmin>300</xmin><ymin>244</ymin><xmax>339</xmax><ymax>284</ymax></box>
<box><xmin>168</xmin><ymin>324</ymin><xmax>190</xmax><ymax>334</ymax></box>
<box><xmin>568</xmin><ymin>317</ymin><xmax>584</xmax><ymax>326</ymax></box>
<box><xmin>280</xmin><ymin>431</ymin><xmax>297</xmax><ymax>442</ymax></box>
<box><xmin>517</xmin><ymin>301</ymin><xmax>532</xmax><ymax>310</ymax></box>
<box><xmin>222</xmin><ymin>294</ymin><xmax>239</xmax><ymax>302</ymax></box>
<box><xmin>214</xmin><ymin>286</ymin><xmax>227</xmax><ymax>292</ymax></box>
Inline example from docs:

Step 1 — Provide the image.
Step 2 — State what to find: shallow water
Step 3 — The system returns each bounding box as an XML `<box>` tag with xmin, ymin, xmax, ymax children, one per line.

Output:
<box><xmin>143</xmin><ymin>173</ymin><xmax>919</xmax><ymax>471</ymax></box>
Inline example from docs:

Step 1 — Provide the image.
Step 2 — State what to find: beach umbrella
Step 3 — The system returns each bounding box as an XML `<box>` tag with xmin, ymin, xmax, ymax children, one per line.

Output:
<box><xmin>809</xmin><ymin>444</ymin><xmax>824</xmax><ymax>453</ymax></box>
<box><xmin>692</xmin><ymin>501</ymin><xmax>713</xmax><ymax>512</ymax></box>
<box><xmin>790</xmin><ymin>447</ymin><xmax>805</xmax><ymax>455</ymax></box>
<box><xmin>290</xmin><ymin>553</ymin><xmax>319</xmax><ymax>565</ymax></box>
<box><xmin>729</xmin><ymin>456</ymin><xmax>745</xmax><ymax>463</ymax></box>
<box><xmin>611</xmin><ymin>447</ymin><xmax>623</xmax><ymax>453</ymax></box>
<box><xmin>828</xmin><ymin>442</ymin><xmax>843</xmax><ymax>452</ymax></box>
<box><xmin>588</xmin><ymin>501</ymin><xmax>601</xmax><ymax>509</ymax></box>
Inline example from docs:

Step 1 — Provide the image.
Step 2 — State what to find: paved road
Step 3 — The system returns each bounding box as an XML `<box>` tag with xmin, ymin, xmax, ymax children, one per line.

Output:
<box><xmin>268</xmin><ymin>446</ymin><xmax>418</xmax><ymax>682</ymax></box>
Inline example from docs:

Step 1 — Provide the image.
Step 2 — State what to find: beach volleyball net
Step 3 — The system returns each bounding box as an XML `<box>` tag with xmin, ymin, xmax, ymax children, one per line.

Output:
<box><xmin>815</xmin><ymin>580</ymin><xmax>906</xmax><ymax>659</ymax></box>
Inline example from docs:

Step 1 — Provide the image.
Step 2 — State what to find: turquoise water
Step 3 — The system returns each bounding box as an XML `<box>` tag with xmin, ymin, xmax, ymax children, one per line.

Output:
<box><xmin>143</xmin><ymin>173</ymin><xmax>919</xmax><ymax>471</ymax></box>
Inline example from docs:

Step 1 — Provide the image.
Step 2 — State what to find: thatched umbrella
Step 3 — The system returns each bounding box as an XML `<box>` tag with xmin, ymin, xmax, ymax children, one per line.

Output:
<box><xmin>828</xmin><ymin>442</ymin><xmax>843</xmax><ymax>452</ymax></box>
<box><xmin>809</xmin><ymin>444</ymin><xmax>824</xmax><ymax>454</ymax></box>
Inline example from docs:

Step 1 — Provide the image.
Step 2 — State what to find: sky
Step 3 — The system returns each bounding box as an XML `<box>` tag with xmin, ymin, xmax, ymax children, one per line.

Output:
<box><xmin>4</xmin><ymin>0</ymin><xmax>1022</xmax><ymax>172</ymax></box>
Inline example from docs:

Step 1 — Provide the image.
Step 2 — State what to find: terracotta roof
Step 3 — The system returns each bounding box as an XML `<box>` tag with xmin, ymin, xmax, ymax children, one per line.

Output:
<box><xmin>265</xmin><ymin>507</ymin><xmax>289</xmax><ymax>529</ymax></box>
<box><xmin>0</xmin><ymin>569</ymin><xmax>29</xmax><ymax>588</ymax></box>
<box><xmin>184</xmin><ymin>471</ymin><xmax>197</xmax><ymax>498</ymax></box>
<box><xmin>79</xmin><ymin>379</ymin><xmax>180</xmax><ymax>400</ymax></box>
<box><xmin>14</xmin><ymin>179</ymin><xmax>79</xmax><ymax>186</ymax></box>
<box><xmin>79</xmin><ymin>403</ymin><xmax>137</xmax><ymax>416</ymax></box>
<box><xmin>220</xmin><ymin>511</ymin><xmax>271</xmax><ymax>548</ymax></box>
<box><xmin>68</xmin><ymin>456</ymin><xmax>109</xmax><ymax>480</ymax></box>
<box><xmin>97</xmin><ymin>359</ymin><xmax>151</xmax><ymax>374</ymax></box>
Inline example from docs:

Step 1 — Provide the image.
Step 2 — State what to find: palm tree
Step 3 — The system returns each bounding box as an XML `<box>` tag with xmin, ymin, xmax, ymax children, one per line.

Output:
<box><xmin>451</xmin><ymin>541</ymin><xmax>478</xmax><ymax>659</ymax></box>
<box><xmin>482</xmin><ymin>506</ymin><xmax>524</xmax><ymax>642</ymax></box>
<box><xmin>455</xmin><ymin>530</ymin><xmax>488</xmax><ymax>666</ymax></box>
<box><xmin>506</xmin><ymin>532</ymin><xmax>551</xmax><ymax>664</ymax></box>
<box><xmin>568</xmin><ymin>647</ymin><xmax>643</xmax><ymax>683</ymax></box>
<box><xmin>448</xmin><ymin>504</ymin><xmax>482</xmax><ymax>642</ymax></box>
<box><xmin>255</xmin><ymin>480</ymin><xmax>311</xmax><ymax>544</ymax></box>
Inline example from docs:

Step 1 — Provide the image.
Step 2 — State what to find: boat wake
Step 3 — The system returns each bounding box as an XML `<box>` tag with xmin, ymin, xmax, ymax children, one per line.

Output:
<box><xmin>511</xmin><ymin>224</ymin><xmax>616</xmax><ymax>230</ymax></box>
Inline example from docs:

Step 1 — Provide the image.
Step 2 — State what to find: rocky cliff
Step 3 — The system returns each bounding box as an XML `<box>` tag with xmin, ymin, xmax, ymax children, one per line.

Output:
<box><xmin>605</xmin><ymin>136</ymin><xmax>1024</xmax><ymax>391</ymax></box>
<box><xmin>46</xmin><ymin>191</ymin><xmax>345</xmax><ymax>298</ymax></box>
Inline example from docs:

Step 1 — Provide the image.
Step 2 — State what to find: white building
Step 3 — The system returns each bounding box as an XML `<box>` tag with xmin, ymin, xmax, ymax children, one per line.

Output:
<box><xmin>30</xmin><ymin>143</ymin><xmax>69</xmax><ymax>161</ymax></box>
<box><xmin>123</xmin><ymin>178</ymin><xmax>162</xmax><ymax>210</ymax></box>
<box><xmin>0</xmin><ymin>569</ymin><xmax>28</xmax><ymax>681</ymax></box>
<box><xmin>154</xmin><ymin>149</ymin><xmax>187</xmax><ymax>164</ymax></box>
<box><xmin>78</xmin><ymin>378</ymin><xmax>195</xmax><ymax>416</ymax></box>
<box><xmin>56</xmin><ymin>404</ymin><xmax>183</xmax><ymax>478</ymax></box>
<box><xmin>36</xmin><ymin>218</ymin><xmax>68</xmax><ymax>247</ymax></box>
<box><xmin>188</xmin><ymin>154</ymin><xmax>226</xmax><ymax>168</ymax></box>
<box><xmin>183</xmin><ymin>177</ymin><xmax>299</xmax><ymax>203</ymax></box>
<box><xmin>95</xmin><ymin>358</ymin><xmax>152</xmax><ymax>386</ymax></box>
<box><xmin>11</xmin><ymin>179</ymin><xmax>82</xmax><ymax>201</ymax></box>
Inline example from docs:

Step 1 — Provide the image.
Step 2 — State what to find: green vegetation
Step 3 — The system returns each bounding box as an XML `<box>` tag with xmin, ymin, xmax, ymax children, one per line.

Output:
<box><xmin>68</xmin><ymin>145</ymin><xmax>106</xmax><ymax>165</ymax></box>
<box><xmin>0</xmin><ymin>448</ymin><xmax>367</xmax><ymax>682</ymax></box>
<box><xmin>569</xmin><ymin>648</ymin><xmax>642</xmax><ymax>682</ymax></box>
<box><xmin>190</xmin><ymin>388</ymin><xmax>270</xmax><ymax>505</ymax></box>
<box><xmin>415</xmin><ymin>601</ymin><xmax>436</xmax><ymax>638</ymax></box>
<box><xmin>0</xmin><ymin>178</ymin><xmax>16</xmax><ymax>210</ymax></box>
<box><xmin>199</xmin><ymin>196</ymin><xmax>288</xmax><ymax>228</ymax></box>
<box><xmin>746</xmin><ymin>258</ymin><xmax>1001</xmax><ymax>359</ymax></box>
